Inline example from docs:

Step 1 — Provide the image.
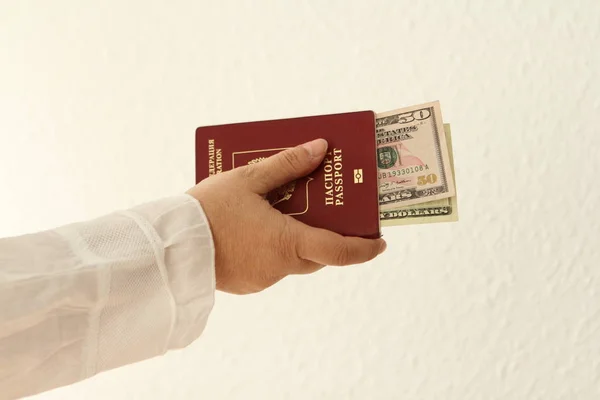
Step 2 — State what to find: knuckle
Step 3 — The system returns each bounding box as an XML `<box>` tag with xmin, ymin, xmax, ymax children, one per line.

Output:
<box><xmin>277</xmin><ymin>217</ymin><xmax>298</xmax><ymax>260</ymax></box>
<box><xmin>240</xmin><ymin>164</ymin><xmax>269</xmax><ymax>186</ymax></box>
<box><xmin>239</xmin><ymin>165</ymin><xmax>258</xmax><ymax>181</ymax></box>
<box><xmin>332</xmin><ymin>241</ymin><xmax>351</xmax><ymax>265</ymax></box>
<box><xmin>280</xmin><ymin>149</ymin><xmax>303</xmax><ymax>172</ymax></box>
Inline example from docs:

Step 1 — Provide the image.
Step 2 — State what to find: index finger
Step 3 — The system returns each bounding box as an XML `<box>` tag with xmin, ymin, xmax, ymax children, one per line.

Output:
<box><xmin>293</xmin><ymin>221</ymin><xmax>387</xmax><ymax>266</ymax></box>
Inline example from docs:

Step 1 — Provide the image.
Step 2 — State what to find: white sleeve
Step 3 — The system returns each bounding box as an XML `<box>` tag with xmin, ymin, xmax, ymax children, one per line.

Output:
<box><xmin>0</xmin><ymin>194</ymin><xmax>215</xmax><ymax>400</ymax></box>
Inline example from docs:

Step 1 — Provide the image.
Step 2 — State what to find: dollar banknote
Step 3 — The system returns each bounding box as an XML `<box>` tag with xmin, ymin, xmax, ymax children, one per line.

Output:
<box><xmin>380</xmin><ymin>123</ymin><xmax>458</xmax><ymax>226</ymax></box>
<box><xmin>376</xmin><ymin>101</ymin><xmax>455</xmax><ymax>210</ymax></box>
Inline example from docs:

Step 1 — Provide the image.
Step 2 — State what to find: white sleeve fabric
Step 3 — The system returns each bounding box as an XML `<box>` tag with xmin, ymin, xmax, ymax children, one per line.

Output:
<box><xmin>0</xmin><ymin>194</ymin><xmax>215</xmax><ymax>400</ymax></box>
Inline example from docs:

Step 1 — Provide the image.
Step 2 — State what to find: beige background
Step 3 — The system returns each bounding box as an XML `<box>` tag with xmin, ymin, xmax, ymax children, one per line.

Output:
<box><xmin>2</xmin><ymin>1</ymin><xmax>600</xmax><ymax>399</ymax></box>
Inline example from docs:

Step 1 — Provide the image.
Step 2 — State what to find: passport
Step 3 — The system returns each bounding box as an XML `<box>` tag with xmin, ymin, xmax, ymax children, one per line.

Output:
<box><xmin>195</xmin><ymin>111</ymin><xmax>381</xmax><ymax>239</ymax></box>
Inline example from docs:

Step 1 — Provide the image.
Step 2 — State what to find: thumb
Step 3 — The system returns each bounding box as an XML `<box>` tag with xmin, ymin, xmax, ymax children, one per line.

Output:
<box><xmin>240</xmin><ymin>139</ymin><xmax>328</xmax><ymax>194</ymax></box>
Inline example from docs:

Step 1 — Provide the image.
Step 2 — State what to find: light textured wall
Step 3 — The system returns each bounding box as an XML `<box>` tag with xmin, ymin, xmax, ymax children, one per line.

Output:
<box><xmin>2</xmin><ymin>1</ymin><xmax>600</xmax><ymax>399</ymax></box>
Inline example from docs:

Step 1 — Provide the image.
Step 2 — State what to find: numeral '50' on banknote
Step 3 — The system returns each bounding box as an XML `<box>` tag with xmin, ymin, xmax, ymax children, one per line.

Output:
<box><xmin>380</xmin><ymin>123</ymin><xmax>458</xmax><ymax>226</ymax></box>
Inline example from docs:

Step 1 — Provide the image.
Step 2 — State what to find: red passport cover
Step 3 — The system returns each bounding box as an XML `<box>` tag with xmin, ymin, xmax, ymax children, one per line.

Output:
<box><xmin>195</xmin><ymin>111</ymin><xmax>381</xmax><ymax>239</ymax></box>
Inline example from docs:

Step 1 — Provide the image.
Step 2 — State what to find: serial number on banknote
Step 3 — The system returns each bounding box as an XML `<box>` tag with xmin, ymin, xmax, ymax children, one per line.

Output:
<box><xmin>378</xmin><ymin>165</ymin><xmax>431</xmax><ymax>178</ymax></box>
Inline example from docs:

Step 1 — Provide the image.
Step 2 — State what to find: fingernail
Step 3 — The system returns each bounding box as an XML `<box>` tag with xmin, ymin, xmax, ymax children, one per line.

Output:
<box><xmin>378</xmin><ymin>240</ymin><xmax>387</xmax><ymax>254</ymax></box>
<box><xmin>302</xmin><ymin>139</ymin><xmax>328</xmax><ymax>158</ymax></box>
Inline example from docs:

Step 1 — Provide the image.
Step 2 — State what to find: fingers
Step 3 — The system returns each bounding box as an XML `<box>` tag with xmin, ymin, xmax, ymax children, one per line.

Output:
<box><xmin>294</xmin><ymin>223</ymin><xmax>387</xmax><ymax>266</ymax></box>
<box><xmin>291</xmin><ymin>260</ymin><xmax>325</xmax><ymax>275</ymax></box>
<box><xmin>237</xmin><ymin>139</ymin><xmax>328</xmax><ymax>194</ymax></box>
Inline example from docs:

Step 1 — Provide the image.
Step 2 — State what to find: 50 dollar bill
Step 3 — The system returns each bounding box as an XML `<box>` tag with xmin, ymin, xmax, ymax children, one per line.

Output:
<box><xmin>376</xmin><ymin>101</ymin><xmax>455</xmax><ymax>210</ymax></box>
<box><xmin>380</xmin><ymin>123</ymin><xmax>458</xmax><ymax>226</ymax></box>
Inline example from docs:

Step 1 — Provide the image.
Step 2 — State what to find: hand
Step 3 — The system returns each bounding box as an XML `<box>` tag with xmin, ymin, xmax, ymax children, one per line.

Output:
<box><xmin>187</xmin><ymin>139</ymin><xmax>387</xmax><ymax>295</ymax></box>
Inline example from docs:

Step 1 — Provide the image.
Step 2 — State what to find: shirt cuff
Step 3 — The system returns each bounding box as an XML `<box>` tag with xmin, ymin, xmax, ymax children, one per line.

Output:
<box><xmin>127</xmin><ymin>194</ymin><xmax>216</xmax><ymax>351</ymax></box>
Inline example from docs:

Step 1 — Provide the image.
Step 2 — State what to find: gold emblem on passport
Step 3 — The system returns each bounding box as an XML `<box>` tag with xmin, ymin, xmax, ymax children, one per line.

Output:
<box><xmin>247</xmin><ymin>157</ymin><xmax>266</xmax><ymax>165</ymax></box>
<box><xmin>268</xmin><ymin>181</ymin><xmax>296</xmax><ymax>206</ymax></box>
<box><xmin>354</xmin><ymin>169</ymin><xmax>363</xmax><ymax>184</ymax></box>
<box><xmin>233</xmin><ymin>149</ymin><xmax>311</xmax><ymax>215</ymax></box>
